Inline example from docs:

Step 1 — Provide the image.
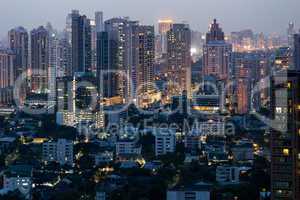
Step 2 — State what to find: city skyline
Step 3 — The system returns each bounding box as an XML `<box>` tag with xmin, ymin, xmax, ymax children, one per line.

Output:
<box><xmin>0</xmin><ymin>1</ymin><xmax>299</xmax><ymax>200</ymax></box>
<box><xmin>0</xmin><ymin>0</ymin><xmax>300</xmax><ymax>38</ymax></box>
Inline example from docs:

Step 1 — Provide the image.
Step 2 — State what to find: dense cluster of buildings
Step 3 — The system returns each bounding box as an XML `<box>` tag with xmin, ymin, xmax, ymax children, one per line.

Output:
<box><xmin>0</xmin><ymin>8</ymin><xmax>299</xmax><ymax>200</ymax></box>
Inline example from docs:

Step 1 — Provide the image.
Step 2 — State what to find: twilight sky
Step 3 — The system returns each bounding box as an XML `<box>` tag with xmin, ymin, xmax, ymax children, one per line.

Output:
<box><xmin>0</xmin><ymin>0</ymin><xmax>299</xmax><ymax>38</ymax></box>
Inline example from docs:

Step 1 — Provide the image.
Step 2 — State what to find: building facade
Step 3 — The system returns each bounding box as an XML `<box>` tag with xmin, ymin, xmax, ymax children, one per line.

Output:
<box><xmin>8</xmin><ymin>26</ymin><xmax>29</xmax><ymax>80</ymax></box>
<box><xmin>71</xmin><ymin>10</ymin><xmax>92</xmax><ymax>74</ymax></box>
<box><xmin>155</xmin><ymin>129</ymin><xmax>176</xmax><ymax>156</ymax></box>
<box><xmin>203</xmin><ymin>19</ymin><xmax>231</xmax><ymax>81</ymax></box>
<box><xmin>167</xmin><ymin>23</ymin><xmax>191</xmax><ymax>97</ymax></box>
<box><xmin>132</xmin><ymin>25</ymin><xmax>155</xmax><ymax>105</ymax></box>
<box><xmin>270</xmin><ymin>70</ymin><xmax>300</xmax><ymax>200</ymax></box>
<box><xmin>30</xmin><ymin>26</ymin><xmax>49</xmax><ymax>93</ymax></box>
<box><xmin>43</xmin><ymin>139</ymin><xmax>74</xmax><ymax>166</ymax></box>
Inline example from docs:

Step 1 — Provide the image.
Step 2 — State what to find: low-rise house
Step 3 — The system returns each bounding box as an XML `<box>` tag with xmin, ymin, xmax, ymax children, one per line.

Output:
<box><xmin>216</xmin><ymin>165</ymin><xmax>240</xmax><ymax>184</ymax></box>
<box><xmin>119</xmin><ymin>161</ymin><xmax>139</xmax><ymax>169</ymax></box>
<box><xmin>95</xmin><ymin>151</ymin><xmax>114</xmax><ymax>166</ymax></box>
<box><xmin>143</xmin><ymin>160</ymin><xmax>162</xmax><ymax>172</ymax></box>
<box><xmin>0</xmin><ymin>165</ymin><xmax>33</xmax><ymax>199</ymax></box>
<box><xmin>167</xmin><ymin>182</ymin><xmax>212</xmax><ymax>200</ymax></box>
<box><xmin>231</xmin><ymin>142</ymin><xmax>254</xmax><ymax>162</ymax></box>
<box><xmin>0</xmin><ymin>136</ymin><xmax>16</xmax><ymax>154</ymax></box>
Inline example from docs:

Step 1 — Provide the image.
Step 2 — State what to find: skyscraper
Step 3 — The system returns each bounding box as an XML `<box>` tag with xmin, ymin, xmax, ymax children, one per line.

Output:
<box><xmin>97</xmin><ymin>31</ymin><xmax>118</xmax><ymax>98</ymax></box>
<box><xmin>294</xmin><ymin>34</ymin><xmax>300</xmax><ymax>70</ymax></box>
<box><xmin>236</xmin><ymin>65</ymin><xmax>250</xmax><ymax>114</ymax></box>
<box><xmin>95</xmin><ymin>11</ymin><xmax>104</xmax><ymax>33</ymax></box>
<box><xmin>167</xmin><ymin>23</ymin><xmax>191</xmax><ymax>96</ymax></box>
<box><xmin>203</xmin><ymin>19</ymin><xmax>231</xmax><ymax>81</ymax></box>
<box><xmin>0</xmin><ymin>49</ymin><xmax>14</xmax><ymax>89</ymax></box>
<box><xmin>287</xmin><ymin>22</ymin><xmax>295</xmax><ymax>48</ymax></box>
<box><xmin>0</xmin><ymin>50</ymin><xmax>14</xmax><ymax>106</ymax></box>
<box><xmin>132</xmin><ymin>25</ymin><xmax>155</xmax><ymax>104</ymax></box>
<box><xmin>46</xmin><ymin>22</ymin><xmax>58</xmax><ymax>99</ymax></box>
<box><xmin>90</xmin><ymin>19</ymin><xmax>97</xmax><ymax>73</ymax></box>
<box><xmin>30</xmin><ymin>26</ymin><xmax>49</xmax><ymax>93</ymax></box>
<box><xmin>102</xmin><ymin>18</ymin><xmax>138</xmax><ymax>101</ymax></box>
<box><xmin>57</xmin><ymin>31</ymin><xmax>72</xmax><ymax>77</ymax></box>
<box><xmin>270</xmin><ymin>70</ymin><xmax>300</xmax><ymax>200</ymax></box>
<box><xmin>65</xmin><ymin>13</ymin><xmax>72</xmax><ymax>45</ymax></box>
<box><xmin>71</xmin><ymin>10</ymin><xmax>92</xmax><ymax>74</ymax></box>
<box><xmin>158</xmin><ymin>19</ymin><xmax>173</xmax><ymax>56</ymax></box>
<box><xmin>8</xmin><ymin>27</ymin><xmax>29</xmax><ymax>81</ymax></box>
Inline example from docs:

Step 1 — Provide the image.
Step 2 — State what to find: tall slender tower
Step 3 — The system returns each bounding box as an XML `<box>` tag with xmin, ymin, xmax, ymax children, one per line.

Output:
<box><xmin>0</xmin><ymin>50</ymin><xmax>14</xmax><ymax>106</ymax></box>
<box><xmin>167</xmin><ymin>23</ymin><xmax>191</xmax><ymax>97</ymax></box>
<box><xmin>30</xmin><ymin>26</ymin><xmax>49</xmax><ymax>93</ymax></box>
<box><xmin>0</xmin><ymin>50</ymin><xmax>14</xmax><ymax>88</ymax></box>
<box><xmin>95</xmin><ymin>11</ymin><xmax>104</xmax><ymax>33</ymax></box>
<box><xmin>57</xmin><ymin>32</ymin><xmax>72</xmax><ymax>77</ymax></box>
<box><xmin>287</xmin><ymin>22</ymin><xmax>295</xmax><ymax>48</ymax></box>
<box><xmin>203</xmin><ymin>19</ymin><xmax>231</xmax><ymax>81</ymax></box>
<box><xmin>294</xmin><ymin>34</ymin><xmax>300</xmax><ymax>70</ymax></box>
<box><xmin>97</xmin><ymin>31</ymin><xmax>118</xmax><ymax>98</ymax></box>
<box><xmin>270</xmin><ymin>70</ymin><xmax>300</xmax><ymax>200</ymax></box>
<box><xmin>158</xmin><ymin>19</ymin><xmax>173</xmax><ymax>56</ymax></box>
<box><xmin>46</xmin><ymin>22</ymin><xmax>58</xmax><ymax>100</ymax></box>
<box><xmin>71</xmin><ymin>10</ymin><xmax>92</xmax><ymax>74</ymax></box>
<box><xmin>102</xmin><ymin>18</ymin><xmax>138</xmax><ymax>101</ymax></box>
<box><xmin>8</xmin><ymin>26</ymin><xmax>29</xmax><ymax>80</ymax></box>
<box><xmin>132</xmin><ymin>25</ymin><xmax>155</xmax><ymax>104</ymax></box>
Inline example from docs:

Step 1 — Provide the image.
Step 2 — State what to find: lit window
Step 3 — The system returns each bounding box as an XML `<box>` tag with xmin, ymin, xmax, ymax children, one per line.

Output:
<box><xmin>283</xmin><ymin>148</ymin><xmax>289</xmax><ymax>156</ymax></box>
<box><xmin>276</xmin><ymin>107</ymin><xmax>282</xmax><ymax>113</ymax></box>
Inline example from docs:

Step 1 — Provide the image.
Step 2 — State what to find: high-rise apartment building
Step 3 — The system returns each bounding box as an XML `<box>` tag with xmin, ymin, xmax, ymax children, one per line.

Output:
<box><xmin>203</xmin><ymin>19</ymin><xmax>231</xmax><ymax>81</ymax></box>
<box><xmin>97</xmin><ymin>31</ymin><xmax>118</xmax><ymax>98</ymax></box>
<box><xmin>99</xmin><ymin>18</ymin><xmax>138</xmax><ymax>101</ymax></box>
<box><xmin>158</xmin><ymin>19</ymin><xmax>173</xmax><ymax>56</ymax></box>
<box><xmin>95</xmin><ymin>11</ymin><xmax>104</xmax><ymax>33</ymax></box>
<box><xmin>8</xmin><ymin>27</ymin><xmax>28</xmax><ymax>80</ymax></box>
<box><xmin>0</xmin><ymin>50</ymin><xmax>15</xmax><ymax>106</ymax></box>
<box><xmin>236</xmin><ymin>65</ymin><xmax>250</xmax><ymax>114</ymax></box>
<box><xmin>287</xmin><ymin>22</ymin><xmax>295</xmax><ymax>48</ymax></box>
<box><xmin>30</xmin><ymin>26</ymin><xmax>49</xmax><ymax>93</ymax></box>
<box><xmin>132</xmin><ymin>25</ymin><xmax>155</xmax><ymax>99</ymax></box>
<box><xmin>0</xmin><ymin>50</ymin><xmax>14</xmax><ymax>89</ymax></box>
<box><xmin>167</xmin><ymin>23</ymin><xmax>191</xmax><ymax>96</ymax></box>
<box><xmin>71</xmin><ymin>10</ymin><xmax>92</xmax><ymax>74</ymax></box>
<box><xmin>57</xmin><ymin>32</ymin><xmax>72</xmax><ymax>77</ymax></box>
<box><xmin>294</xmin><ymin>34</ymin><xmax>300</xmax><ymax>70</ymax></box>
<box><xmin>46</xmin><ymin>23</ymin><xmax>58</xmax><ymax>101</ymax></box>
<box><xmin>270</xmin><ymin>70</ymin><xmax>300</xmax><ymax>200</ymax></box>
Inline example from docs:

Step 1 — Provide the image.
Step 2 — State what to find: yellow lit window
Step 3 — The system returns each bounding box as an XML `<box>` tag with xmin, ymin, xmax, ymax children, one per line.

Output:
<box><xmin>283</xmin><ymin>148</ymin><xmax>289</xmax><ymax>156</ymax></box>
<box><xmin>287</xmin><ymin>82</ymin><xmax>291</xmax><ymax>88</ymax></box>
